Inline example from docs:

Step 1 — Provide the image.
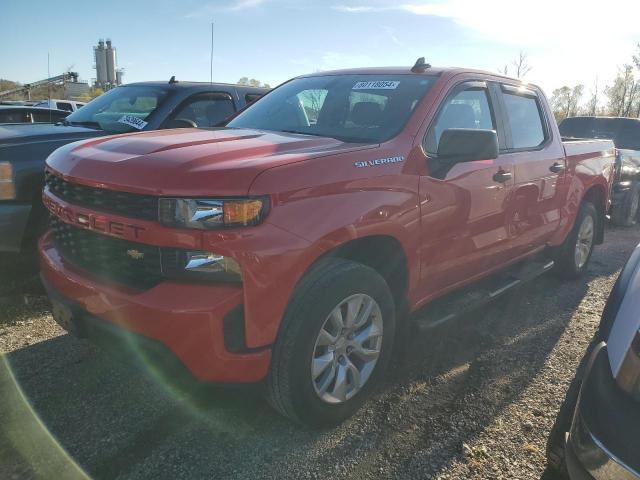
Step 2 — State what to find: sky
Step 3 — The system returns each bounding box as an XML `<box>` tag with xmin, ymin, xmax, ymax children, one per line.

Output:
<box><xmin>1</xmin><ymin>0</ymin><xmax>639</xmax><ymax>100</ymax></box>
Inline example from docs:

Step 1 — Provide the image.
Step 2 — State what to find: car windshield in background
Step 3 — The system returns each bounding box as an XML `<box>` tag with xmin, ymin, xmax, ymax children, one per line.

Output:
<box><xmin>559</xmin><ymin>117</ymin><xmax>640</xmax><ymax>150</ymax></box>
<box><xmin>64</xmin><ymin>85</ymin><xmax>170</xmax><ymax>133</ymax></box>
<box><xmin>227</xmin><ymin>74</ymin><xmax>437</xmax><ymax>143</ymax></box>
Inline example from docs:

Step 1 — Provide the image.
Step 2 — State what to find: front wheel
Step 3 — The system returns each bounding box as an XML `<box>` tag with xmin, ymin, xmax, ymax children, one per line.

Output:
<box><xmin>267</xmin><ymin>258</ymin><xmax>395</xmax><ymax>426</ymax></box>
<box><xmin>553</xmin><ymin>202</ymin><xmax>598</xmax><ymax>279</ymax></box>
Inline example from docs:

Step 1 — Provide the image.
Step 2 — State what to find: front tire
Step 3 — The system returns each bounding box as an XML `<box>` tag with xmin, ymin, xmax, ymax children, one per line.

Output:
<box><xmin>554</xmin><ymin>202</ymin><xmax>598</xmax><ymax>279</ymax></box>
<box><xmin>267</xmin><ymin>258</ymin><xmax>395</xmax><ymax>426</ymax></box>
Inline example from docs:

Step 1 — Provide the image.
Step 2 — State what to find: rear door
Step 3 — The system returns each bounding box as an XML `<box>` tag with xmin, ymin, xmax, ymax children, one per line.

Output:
<box><xmin>497</xmin><ymin>84</ymin><xmax>566</xmax><ymax>257</ymax></box>
<box><xmin>418</xmin><ymin>80</ymin><xmax>516</xmax><ymax>297</ymax></box>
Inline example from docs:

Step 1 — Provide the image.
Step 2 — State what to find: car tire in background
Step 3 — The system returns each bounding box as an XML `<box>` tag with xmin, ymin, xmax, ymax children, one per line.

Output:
<box><xmin>553</xmin><ymin>201</ymin><xmax>598</xmax><ymax>279</ymax></box>
<box><xmin>611</xmin><ymin>181</ymin><xmax>640</xmax><ymax>227</ymax></box>
<box><xmin>267</xmin><ymin>258</ymin><xmax>395</xmax><ymax>426</ymax></box>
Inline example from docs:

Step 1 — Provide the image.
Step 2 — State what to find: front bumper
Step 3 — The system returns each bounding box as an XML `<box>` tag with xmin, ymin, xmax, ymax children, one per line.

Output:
<box><xmin>0</xmin><ymin>202</ymin><xmax>31</xmax><ymax>252</ymax></box>
<box><xmin>39</xmin><ymin>232</ymin><xmax>272</xmax><ymax>383</ymax></box>
<box><xmin>565</xmin><ymin>343</ymin><xmax>640</xmax><ymax>480</ymax></box>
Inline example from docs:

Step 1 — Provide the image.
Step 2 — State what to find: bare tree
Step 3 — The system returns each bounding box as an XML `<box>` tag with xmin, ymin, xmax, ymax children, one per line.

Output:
<box><xmin>497</xmin><ymin>64</ymin><xmax>509</xmax><ymax>76</ymax></box>
<box><xmin>511</xmin><ymin>51</ymin><xmax>532</xmax><ymax>79</ymax></box>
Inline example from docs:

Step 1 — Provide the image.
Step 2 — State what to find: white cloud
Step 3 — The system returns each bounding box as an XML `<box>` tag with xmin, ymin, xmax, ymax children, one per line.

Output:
<box><xmin>185</xmin><ymin>0</ymin><xmax>266</xmax><ymax>18</ymax></box>
<box><xmin>333</xmin><ymin>0</ymin><xmax>640</xmax><ymax>92</ymax></box>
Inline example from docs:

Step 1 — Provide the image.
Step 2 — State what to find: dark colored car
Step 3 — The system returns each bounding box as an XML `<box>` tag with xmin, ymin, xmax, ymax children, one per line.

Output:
<box><xmin>559</xmin><ymin>116</ymin><xmax>640</xmax><ymax>226</ymax></box>
<box><xmin>0</xmin><ymin>105</ymin><xmax>70</xmax><ymax>124</ymax></box>
<box><xmin>0</xmin><ymin>79</ymin><xmax>268</xmax><ymax>252</ymax></box>
<box><xmin>547</xmin><ymin>243</ymin><xmax>640</xmax><ymax>480</ymax></box>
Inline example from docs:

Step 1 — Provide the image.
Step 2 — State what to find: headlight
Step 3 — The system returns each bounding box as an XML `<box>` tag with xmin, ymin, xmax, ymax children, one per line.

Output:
<box><xmin>161</xmin><ymin>249</ymin><xmax>242</xmax><ymax>282</ymax></box>
<box><xmin>0</xmin><ymin>162</ymin><xmax>15</xmax><ymax>200</ymax></box>
<box><xmin>158</xmin><ymin>197</ymin><xmax>268</xmax><ymax>229</ymax></box>
<box><xmin>617</xmin><ymin>328</ymin><xmax>640</xmax><ymax>401</ymax></box>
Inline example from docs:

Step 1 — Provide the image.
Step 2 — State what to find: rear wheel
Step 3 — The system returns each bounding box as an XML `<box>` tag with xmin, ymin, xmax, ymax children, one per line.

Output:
<box><xmin>611</xmin><ymin>181</ymin><xmax>640</xmax><ymax>227</ymax></box>
<box><xmin>554</xmin><ymin>202</ymin><xmax>597</xmax><ymax>279</ymax></box>
<box><xmin>267</xmin><ymin>258</ymin><xmax>395</xmax><ymax>426</ymax></box>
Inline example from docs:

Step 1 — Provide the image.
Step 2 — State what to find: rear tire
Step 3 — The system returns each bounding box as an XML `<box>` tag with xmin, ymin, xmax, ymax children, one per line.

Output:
<box><xmin>267</xmin><ymin>258</ymin><xmax>395</xmax><ymax>427</ymax></box>
<box><xmin>553</xmin><ymin>202</ymin><xmax>597</xmax><ymax>279</ymax></box>
<box><xmin>611</xmin><ymin>181</ymin><xmax>640</xmax><ymax>227</ymax></box>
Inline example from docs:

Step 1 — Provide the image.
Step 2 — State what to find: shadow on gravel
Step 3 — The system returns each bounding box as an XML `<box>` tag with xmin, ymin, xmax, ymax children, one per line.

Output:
<box><xmin>1</xmin><ymin>226</ymin><xmax>637</xmax><ymax>480</ymax></box>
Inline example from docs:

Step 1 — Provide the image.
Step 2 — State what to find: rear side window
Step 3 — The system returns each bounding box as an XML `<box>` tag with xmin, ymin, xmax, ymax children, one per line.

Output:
<box><xmin>171</xmin><ymin>93</ymin><xmax>236</xmax><ymax>127</ymax></box>
<box><xmin>425</xmin><ymin>85</ymin><xmax>495</xmax><ymax>153</ymax></box>
<box><xmin>57</xmin><ymin>102</ymin><xmax>74</xmax><ymax>112</ymax></box>
<box><xmin>502</xmin><ymin>92</ymin><xmax>546</xmax><ymax>149</ymax></box>
<box><xmin>245</xmin><ymin>93</ymin><xmax>262</xmax><ymax>104</ymax></box>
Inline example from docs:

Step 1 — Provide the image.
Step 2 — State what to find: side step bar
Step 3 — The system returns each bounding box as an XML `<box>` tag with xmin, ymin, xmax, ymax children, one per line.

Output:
<box><xmin>412</xmin><ymin>257</ymin><xmax>555</xmax><ymax>331</ymax></box>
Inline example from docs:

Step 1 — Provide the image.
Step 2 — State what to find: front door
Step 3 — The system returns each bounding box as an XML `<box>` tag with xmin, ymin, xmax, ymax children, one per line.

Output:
<box><xmin>417</xmin><ymin>80</ymin><xmax>516</xmax><ymax>300</ymax></box>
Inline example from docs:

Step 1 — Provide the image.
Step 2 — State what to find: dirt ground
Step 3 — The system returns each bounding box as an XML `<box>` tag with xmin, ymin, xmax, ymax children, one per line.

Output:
<box><xmin>1</xmin><ymin>225</ymin><xmax>639</xmax><ymax>480</ymax></box>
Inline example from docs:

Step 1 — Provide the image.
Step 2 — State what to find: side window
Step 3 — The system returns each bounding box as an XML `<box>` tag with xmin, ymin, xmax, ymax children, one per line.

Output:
<box><xmin>57</xmin><ymin>102</ymin><xmax>74</xmax><ymax>112</ymax></box>
<box><xmin>171</xmin><ymin>93</ymin><xmax>236</xmax><ymax>127</ymax></box>
<box><xmin>502</xmin><ymin>92</ymin><xmax>546</xmax><ymax>149</ymax></box>
<box><xmin>245</xmin><ymin>93</ymin><xmax>262</xmax><ymax>104</ymax></box>
<box><xmin>426</xmin><ymin>86</ymin><xmax>495</xmax><ymax>153</ymax></box>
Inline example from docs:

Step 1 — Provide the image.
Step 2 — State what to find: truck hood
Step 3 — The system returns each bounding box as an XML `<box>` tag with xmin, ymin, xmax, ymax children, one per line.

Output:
<box><xmin>0</xmin><ymin>122</ymin><xmax>105</xmax><ymax>147</ymax></box>
<box><xmin>47</xmin><ymin>127</ymin><xmax>374</xmax><ymax>196</ymax></box>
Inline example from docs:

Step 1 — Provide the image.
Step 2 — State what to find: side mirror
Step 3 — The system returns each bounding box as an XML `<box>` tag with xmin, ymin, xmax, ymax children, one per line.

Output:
<box><xmin>437</xmin><ymin>128</ymin><xmax>498</xmax><ymax>162</ymax></box>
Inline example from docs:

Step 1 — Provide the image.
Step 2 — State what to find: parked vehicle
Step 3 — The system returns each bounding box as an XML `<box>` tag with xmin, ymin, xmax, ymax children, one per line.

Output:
<box><xmin>0</xmin><ymin>105</ymin><xmax>70</xmax><ymax>124</ymax></box>
<box><xmin>559</xmin><ymin>116</ymin><xmax>640</xmax><ymax>226</ymax></box>
<box><xmin>40</xmin><ymin>61</ymin><xmax>615</xmax><ymax>426</ymax></box>
<box><xmin>32</xmin><ymin>99</ymin><xmax>86</xmax><ymax>112</ymax></box>
<box><xmin>0</xmin><ymin>79</ymin><xmax>268</xmax><ymax>252</ymax></box>
<box><xmin>547</xmin><ymin>243</ymin><xmax>640</xmax><ymax>479</ymax></box>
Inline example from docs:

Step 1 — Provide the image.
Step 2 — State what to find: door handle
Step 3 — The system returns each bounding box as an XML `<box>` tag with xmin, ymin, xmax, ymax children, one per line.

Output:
<box><xmin>493</xmin><ymin>170</ymin><xmax>513</xmax><ymax>183</ymax></box>
<box><xmin>549</xmin><ymin>162</ymin><xmax>566</xmax><ymax>173</ymax></box>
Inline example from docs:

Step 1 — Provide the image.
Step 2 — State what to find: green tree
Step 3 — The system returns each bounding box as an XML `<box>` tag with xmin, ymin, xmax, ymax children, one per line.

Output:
<box><xmin>237</xmin><ymin>77</ymin><xmax>270</xmax><ymax>88</ymax></box>
<box><xmin>550</xmin><ymin>84</ymin><xmax>584</xmax><ymax>121</ymax></box>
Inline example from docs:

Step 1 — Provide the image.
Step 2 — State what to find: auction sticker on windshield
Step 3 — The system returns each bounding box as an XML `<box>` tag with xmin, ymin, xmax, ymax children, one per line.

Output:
<box><xmin>353</xmin><ymin>81</ymin><xmax>400</xmax><ymax>90</ymax></box>
<box><xmin>118</xmin><ymin>115</ymin><xmax>148</xmax><ymax>130</ymax></box>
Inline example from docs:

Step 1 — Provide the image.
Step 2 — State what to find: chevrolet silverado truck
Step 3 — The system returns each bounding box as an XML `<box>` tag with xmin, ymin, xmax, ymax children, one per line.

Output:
<box><xmin>0</xmin><ymin>79</ymin><xmax>267</xmax><ymax>252</ymax></box>
<box><xmin>560</xmin><ymin>116</ymin><xmax>640</xmax><ymax>226</ymax></box>
<box><xmin>40</xmin><ymin>60</ymin><xmax>616</xmax><ymax>426</ymax></box>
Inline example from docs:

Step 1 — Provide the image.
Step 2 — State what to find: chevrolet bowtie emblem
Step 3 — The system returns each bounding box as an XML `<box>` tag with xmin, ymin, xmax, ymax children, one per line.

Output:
<box><xmin>126</xmin><ymin>249</ymin><xmax>145</xmax><ymax>260</ymax></box>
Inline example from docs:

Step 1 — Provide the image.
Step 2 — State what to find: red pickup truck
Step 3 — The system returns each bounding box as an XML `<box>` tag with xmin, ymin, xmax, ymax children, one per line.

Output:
<box><xmin>40</xmin><ymin>60</ymin><xmax>616</xmax><ymax>425</ymax></box>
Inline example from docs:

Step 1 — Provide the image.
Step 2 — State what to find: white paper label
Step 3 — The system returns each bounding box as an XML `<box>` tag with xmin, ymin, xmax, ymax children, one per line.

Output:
<box><xmin>118</xmin><ymin>115</ymin><xmax>148</xmax><ymax>130</ymax></box>
<box><xmin>353</xmin><ymin>81</ymin><xmax>400</xmax><ymax>90</ymax></box>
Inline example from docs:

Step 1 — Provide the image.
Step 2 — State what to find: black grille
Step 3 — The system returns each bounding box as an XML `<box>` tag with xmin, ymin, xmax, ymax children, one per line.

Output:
<box><xmin>51</xmin><ymin>217</ymin><xmax>163</xmax><ymax>290</ymax></box>
<box><xmin>45</xmin><ymin>171</ymin><xmax>158</xmax><ymax>221</ymax></box>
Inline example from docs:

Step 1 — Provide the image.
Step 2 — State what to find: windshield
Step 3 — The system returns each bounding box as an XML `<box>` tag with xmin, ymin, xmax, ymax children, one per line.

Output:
<box><xmin>559</xmin><ymin>117</ymin><xmax>640</xmax><ymax>150</ymax></box>
<box><xmin>227</xmin><ymin>74</ymin><xmax>436</xmax><ymax>143</ymax></box>
<box><xmin>64</xmin><ymin>85</ymin><xmax>170</xmax><ymax>133</ymax></box>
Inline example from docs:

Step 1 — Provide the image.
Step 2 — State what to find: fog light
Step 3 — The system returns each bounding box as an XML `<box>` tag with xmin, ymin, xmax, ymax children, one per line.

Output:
<box><xmin>182</xmin><ymin>251</ymin><xmax>241</xmax><ymax>282</ymax></box>
<box><xmin>0</xmin><ymin>162</ymin><xmax>15</xmax><ymax>200</ymax></box>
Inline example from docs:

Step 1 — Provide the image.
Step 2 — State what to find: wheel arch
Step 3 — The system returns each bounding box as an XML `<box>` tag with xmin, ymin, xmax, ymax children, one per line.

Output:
<box><xmin>582</xmin><ymin>184</ymin><xmax>607</xmax><ymax>245</ymax></box>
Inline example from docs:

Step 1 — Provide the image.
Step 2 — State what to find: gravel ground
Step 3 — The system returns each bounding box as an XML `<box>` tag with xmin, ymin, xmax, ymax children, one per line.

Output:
<box><xmin>1</xmin><ymin>225</ymin><xmax>639</xmax><ymax>480</ymax></box>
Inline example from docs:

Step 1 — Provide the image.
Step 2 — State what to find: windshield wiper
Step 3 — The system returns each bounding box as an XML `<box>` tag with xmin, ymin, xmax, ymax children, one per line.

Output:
<box><xmin>279</xmin><ymin>129</ymin><xmax>373</xmax><ymax>143</ymax></box>
<box><xmin>65</xmin><ymin>120</ymin><xmax>103</xmax><ymax>130</ymax></box>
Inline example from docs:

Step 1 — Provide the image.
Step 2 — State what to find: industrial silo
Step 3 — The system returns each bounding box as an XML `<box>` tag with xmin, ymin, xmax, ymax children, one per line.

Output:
<box><xmin>94</xmin><ymin>39</ymin><xmax>108</xmax><ymax>87</ymax></box>
<box><xmin>105</xmin><ymin>39</ymin><xmax>116</xmax><ymax>85</ymax></box>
